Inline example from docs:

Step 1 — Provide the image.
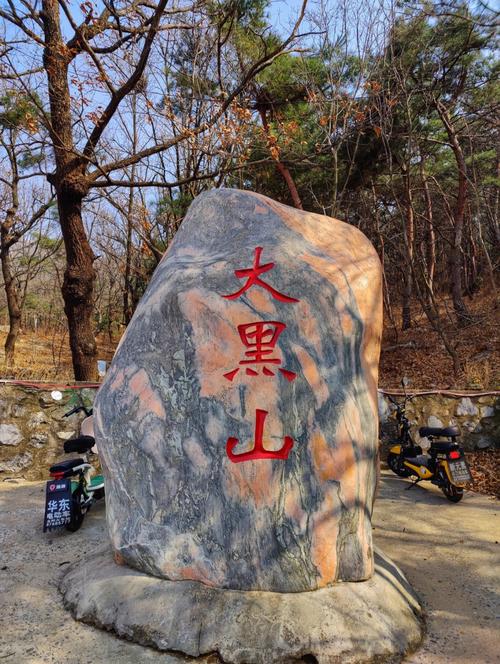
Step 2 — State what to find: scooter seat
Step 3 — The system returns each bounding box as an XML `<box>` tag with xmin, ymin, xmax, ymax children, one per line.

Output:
<box><xmin>430</xmin><ymin>441</ymin><xmax>458</xmax><ymax>453</ymax></box>
<box><xmin>419</xmin><ymin>426</ymin><xmax>459</xmax><ymax>439</ymax></box>
<box><xmin>64</xmin><ymin>435</ymin><xmax>95</xmax><ymax>454</ymax></box>
<box><xmin>49</xmin><ymin>458</ymin><xmax>85</xmax><ymax>474</ymax></box>
<box><xmin>405</xmin><ymin>455</ymin><xmax>428</xmax><ymax>466</ymax></box>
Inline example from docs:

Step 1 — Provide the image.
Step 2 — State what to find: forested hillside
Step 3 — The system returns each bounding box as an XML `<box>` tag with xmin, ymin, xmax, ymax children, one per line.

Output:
<box><xmin>0</xmin><ymin>0</ymin><xmax>498</xmax><ymax>385</ymax></box>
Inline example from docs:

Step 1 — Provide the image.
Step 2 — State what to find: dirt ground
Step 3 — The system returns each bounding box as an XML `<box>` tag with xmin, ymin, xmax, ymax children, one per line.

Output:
<box><xmin>0</xmin><ymin>471</ymin><xmax>498</xmax><ymax>664</ymax></box>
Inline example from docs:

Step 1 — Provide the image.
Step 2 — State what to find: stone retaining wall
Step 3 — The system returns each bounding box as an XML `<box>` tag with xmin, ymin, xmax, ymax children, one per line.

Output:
<box><xmin>379</xmin><ymin>390</ymin><xmax>500</xmax><ymax>452</ymax></box>
<box><xmin>1</xmin><ymin>382</ymin><xmax>498</xmax><ymax>480</ymax></box>
<box><xmin>0</xmin><ymin>382</ymin><xmax>97</xmax><ymax>480</ymax></box>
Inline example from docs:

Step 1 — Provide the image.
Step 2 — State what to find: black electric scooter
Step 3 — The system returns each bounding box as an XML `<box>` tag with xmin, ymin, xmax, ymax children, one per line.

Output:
<box><xmin>43</xmin><ymin>395</ymin><xmax>104</xmax><ymax>532</ymax></box>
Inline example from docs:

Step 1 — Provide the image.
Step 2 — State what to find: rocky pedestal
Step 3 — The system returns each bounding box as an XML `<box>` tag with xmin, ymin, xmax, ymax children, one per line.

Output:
<box><xmin>62</xmin><ymin>189</ymin><xmax>424</xmax><ymax>661</ymax></box>
<box><xmin>61</xmin><ymin>547</ymin><xmax>423</xmax><ymax>664</ymax></box>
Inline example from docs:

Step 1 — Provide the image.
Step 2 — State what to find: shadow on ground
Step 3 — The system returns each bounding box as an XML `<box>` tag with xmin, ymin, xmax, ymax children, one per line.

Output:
<box><xmin>0</xmin><ymin>473</ymin><xmax>498</xmax><ymax>664</ymax></box>
<box><xmin>373</xmin><ymin>471</ymin><xmax>499</xmax><ymax>664</ymax></box>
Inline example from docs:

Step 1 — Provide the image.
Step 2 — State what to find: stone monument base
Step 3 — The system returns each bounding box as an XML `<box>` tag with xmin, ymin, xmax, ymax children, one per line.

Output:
<box><xmin>60</xmin><ymin>548</ymin><xmax>424</xmax><ymax>663</ymax></box>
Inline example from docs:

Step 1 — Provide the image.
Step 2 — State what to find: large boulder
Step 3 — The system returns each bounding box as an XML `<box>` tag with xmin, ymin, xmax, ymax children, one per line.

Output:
<box><xmin>95</xmin><ymin>189</ymin><xmax>383</xmax><ymax>592</ymax></box>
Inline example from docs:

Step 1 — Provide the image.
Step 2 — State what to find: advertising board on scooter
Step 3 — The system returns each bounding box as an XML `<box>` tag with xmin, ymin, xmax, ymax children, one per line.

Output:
<box><xmin>43</xmin><ymin>479</ymin><xmax>72</xmax><ymax>531</ymax></box>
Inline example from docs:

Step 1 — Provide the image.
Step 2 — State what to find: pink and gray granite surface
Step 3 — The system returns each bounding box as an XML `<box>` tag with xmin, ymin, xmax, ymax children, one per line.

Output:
<box><xmin>94</xmin><ymin>189</ymin><xmax>383</xmax><ymax>592</ymax></box>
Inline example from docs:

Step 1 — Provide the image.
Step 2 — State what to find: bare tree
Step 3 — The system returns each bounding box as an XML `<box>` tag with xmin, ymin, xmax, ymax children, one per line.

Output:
<box><xmin>1</xmin><ymin>0</ymin><xmax>308</xmax><ymax>378</ymax></box>
<box><xmin>0</xmin><ymin>90</ymin><xmax>54</xmax><ymax>366</ymax></box>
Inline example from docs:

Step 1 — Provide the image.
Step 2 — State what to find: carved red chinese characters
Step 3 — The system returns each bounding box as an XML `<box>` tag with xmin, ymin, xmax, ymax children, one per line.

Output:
<box><xmin>226</xmin><ymin>409</ymin><xmax>294</xmax><ymax>463</ymax></box>
<box><xmin>223</xmin><ymin>321</ymin><xmax>297</xmax><ymax>381</ymax></box>
<box><xmin>221</xmin><ymin>246</ymin><xmax>299</xmax><ymax>463</ymax></box>
<box><xmin>222</xmin><ymin>246</ymin><xmax>299</xmax><ymax>303</ymax></box>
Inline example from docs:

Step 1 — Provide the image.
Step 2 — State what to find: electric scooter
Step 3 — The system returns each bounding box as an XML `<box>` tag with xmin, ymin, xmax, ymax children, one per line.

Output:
<box><xmin>386</xmin><ymin>380</ymin><xmax>472</xmax><ymax>502</ymax></box>
<box><xmin>43</xmin><ymin>392</ymin><xmax>104</xmax><ymax>532</ymax></box>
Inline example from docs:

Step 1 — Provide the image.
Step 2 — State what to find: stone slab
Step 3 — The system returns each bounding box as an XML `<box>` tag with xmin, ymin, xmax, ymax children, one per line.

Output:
<box><xmin>60</xmin><ymin>547</ymin><xmax>424</xmax><ymax>664</ymax></box>
<box><xmin>0</xmin><ymin>423</ymin><xmax>22</xmax><ymax>446</ymax></box>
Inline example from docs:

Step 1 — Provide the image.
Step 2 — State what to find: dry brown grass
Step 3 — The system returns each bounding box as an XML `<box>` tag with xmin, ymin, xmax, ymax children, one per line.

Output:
<box><xmin>0</xmin><ymin>327</ymin><xmax>116</xmax><ymax>381</ymax></box>
<box><xmin>462</xmin><ymin>359</ymin><xmax>493</xmax><ymax>390</ymax></box>
<box><xmin>380</xmin><ymin>288</ymin><xmax>499</xmax><ymax>389</ymax></box>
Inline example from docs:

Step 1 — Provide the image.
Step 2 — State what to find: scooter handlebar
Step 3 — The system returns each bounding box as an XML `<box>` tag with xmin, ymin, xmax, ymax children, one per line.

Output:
<box><xmin>63</xmin><ymin>405</ymin><xmax>93</xmax><ymax>418</ymax></box>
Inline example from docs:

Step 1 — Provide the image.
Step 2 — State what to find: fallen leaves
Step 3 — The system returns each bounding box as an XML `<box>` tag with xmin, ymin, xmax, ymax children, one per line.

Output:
<box><xmin>465</xmin><ymin>450</ymin><xmax>500</xmax><ymax>499</ymax></box>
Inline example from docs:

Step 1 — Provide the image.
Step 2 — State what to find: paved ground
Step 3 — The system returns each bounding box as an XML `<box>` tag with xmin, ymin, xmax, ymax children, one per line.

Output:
<box><xmin>374</xmin><ymin>471</ymin><xmax>499</xmax><ymax>664</ymax></box>
<box><xmin>0</xmin><ymin>471</ymin><xmax>498</xmax><ymax>664</ymax></box>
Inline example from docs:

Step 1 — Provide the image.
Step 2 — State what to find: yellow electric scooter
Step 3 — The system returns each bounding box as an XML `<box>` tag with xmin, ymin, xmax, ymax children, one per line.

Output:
<box><xmin>386</xmin><ymin>382</ymin><xmax>472</xmax><ymax>502</ymax></box>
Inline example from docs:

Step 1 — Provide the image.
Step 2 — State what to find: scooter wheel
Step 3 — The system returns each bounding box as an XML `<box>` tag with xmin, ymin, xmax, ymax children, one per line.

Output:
<box><xmin>441</xmin><ymin>478</ymin><xmax>464</xmax><ymax>503</ymax></box>
<box><xmin>66</xmin><ymin>487</ymin><xmax>86</xmax><ymax>532</ymax></box>
<box><xmin>387</xmin><ymin>452</ymin><xmax>412</xmax><ymax>477</ymax></box>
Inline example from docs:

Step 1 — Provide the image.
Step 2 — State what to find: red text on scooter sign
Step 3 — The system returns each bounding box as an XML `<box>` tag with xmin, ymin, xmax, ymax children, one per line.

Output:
<box><xmin>49</xmin><ymin>483</ymin><xmax>66</xmax><ymax>491</ymax></box>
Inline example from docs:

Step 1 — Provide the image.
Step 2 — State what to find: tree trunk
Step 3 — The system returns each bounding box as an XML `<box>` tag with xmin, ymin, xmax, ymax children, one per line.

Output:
<box><xmin>274</xmin><ymin>160</ymin><xmax>303</xmax><ymax>210</ymax></box>
<box><xmin>465</xmin><ymin>210</ymin><xmax>478</xmax><ymax>296</ymax></box>
<box><xmin>123</xmin><ymin>94</ymin><xmax>138</xmax><ymax>325</ymax></box>
<box><xmin>476</xmin><ymin>213</ymin><xmax>498</xmax><ymax>302</ymax></box>
<box><xmin>123</xmin><ymin>175</ymin><xmax>135</xmax><ymax>326</ymax></box>
<box><xmin>371</xmin><ymin>181</ymin><xmax>398</xmax><ymax>340</ymax></box>
<box><xmin>1</xmin><ymin>245</ymin><xmax>21</xmax><ymax>368</ymax></box>
<box><xmin>401</xmin><ymin>273</ymin><xmax>412</xmax><ymax>330</ymax></box>
<box><xmin>469</xmin><ymin>134</ymin><xmax>498</xmax><ymax>302</ymax></box>
<box><xmin>42</xmin><ymin>0</ymin><xmax>97</xmax><ymax>379</ymax></box>
<box><xmin>58</xmin><ymin>185</ymin><xmax>97</xmax><ymax>381</ymax></box>
<box><xmin>434</xmin><ymin>99</ymin><xmax>471</xmax><ymax>324</ymax></box>
<box><xmin>408</xmin><ymin>248</ymin><xmax>461</xmax><ymax>377</ymax></box>
<box><xmin>401</xmin><ymin>168</ymin><xmax>414</xmax><ymax>330</ymax></box>
<box><xmin>123</xmin><ymin>202</ymin><xmax>134</xmax><ymax>325</ymax></box>
<box><xmin>420</xmin><ymin>157</ymin><xmax>435</xmax><ymax>295</ymax></box>
<box><xmin>1</xmin><ymin>127</ymin><xmax>21</xmax><ymax>368</ymax></box>
<box><xmin>259</xmin><ymin>109</ymin><xmax>303</xmax><ymax>210</ymax></box>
